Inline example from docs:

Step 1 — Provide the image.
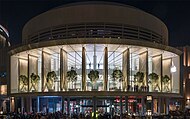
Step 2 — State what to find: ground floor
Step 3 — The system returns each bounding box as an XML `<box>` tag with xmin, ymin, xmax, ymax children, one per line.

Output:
<box><xmin>9</xmin><ymin>93</ymin><xmax>183</xmax><ymax>118</ymax></box>
<box><xmin>0</xmin><ymin>97</ymin><xmax>9</xmax><ymax>113</ymax></box>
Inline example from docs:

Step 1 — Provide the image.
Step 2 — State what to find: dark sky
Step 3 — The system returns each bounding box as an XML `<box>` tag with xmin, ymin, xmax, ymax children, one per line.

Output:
<box><xmin>0</xmin><ymin>0</ymin><xmax>190</xmax><ymax>47</ymax></box>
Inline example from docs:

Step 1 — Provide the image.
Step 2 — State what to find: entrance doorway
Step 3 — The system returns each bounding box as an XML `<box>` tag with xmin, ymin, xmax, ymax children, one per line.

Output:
<box><xmin>38</xmin><ymin>96</ymin><xmax>62</xmax><ymax>113</ymax></box>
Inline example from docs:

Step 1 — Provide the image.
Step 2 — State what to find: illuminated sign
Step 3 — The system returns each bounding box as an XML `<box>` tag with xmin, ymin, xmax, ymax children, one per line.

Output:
<box><xmin>147</xmin><ymin>95</ymin><xmax>152</xmax><ymax>101</ymax></box>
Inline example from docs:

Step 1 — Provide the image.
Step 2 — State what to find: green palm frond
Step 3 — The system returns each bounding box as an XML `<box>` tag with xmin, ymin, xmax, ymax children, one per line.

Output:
<box><xmin>148</xmin><ymin>72</ymin><xmax>159</xmax><ymax>83</ymax></box>
<box><xmin>162</xmin><ymin>75</ymin><xmax>170</xmax><ymax>84</ymax></box>
<box><xmin>67</xmin><ymin>69</ymin><xmax>77</xmax><ymax>82</ymax></box>
<box><xmin>134</xmin><ymin>71</ymin><xmax>144</xmax><ymax>83</ymax></box>
<box><xmin>19</xmin><ymin>75</ymin><xmax>28</xmax><ymax>85</ymax></box>
<box><xmin>30</xmin><ymin>73</ymin><xmax>40</xmax><ymax>83</ymax></box>
<box><xmin>111</xmin><ymin>69</ymin><xmax>123</xmax><ymax>81</ymax></box>
<box><xmin>46</xmin><ymin>71</ymin><xmax>57</xmax><ymax>82</ymax></box>
<box><xmin>88</xmin><ymin>70</ymin><xmax>99</xmax><ymax>83</ymax></box>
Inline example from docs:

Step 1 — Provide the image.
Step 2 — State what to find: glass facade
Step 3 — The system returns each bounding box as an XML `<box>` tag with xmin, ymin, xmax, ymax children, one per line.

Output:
<box><xmin>10</xmin><ymin>44</ymin><xmax>180</xmax><ymax>94</ymax></box>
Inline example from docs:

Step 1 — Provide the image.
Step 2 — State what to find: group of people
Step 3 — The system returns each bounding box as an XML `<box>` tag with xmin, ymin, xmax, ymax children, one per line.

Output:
<box><xmin>2</xmin><ymin>110</ymin><xmax>190</xmax><ymax>119</ymax></box>
<box><xmin>169</xmin><ymin>109</ymin><xmax>190</xmax><ymax>118</ymax></box>
<box><xmin>128</xmin><ymin>85</ymin><xmax>149</xmax><ymax>92</ymax></box>
<box><xmin>2</xmin><ymin>111</ymin><xmax>112</xmax><ymax>119</ymax></box>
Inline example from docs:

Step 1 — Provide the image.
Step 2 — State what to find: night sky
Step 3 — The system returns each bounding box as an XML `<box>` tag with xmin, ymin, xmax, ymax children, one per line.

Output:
<box><xmin>1</xmin><ymin>0</ymin><xmax>190</xmax><ymax>47</ymax></box>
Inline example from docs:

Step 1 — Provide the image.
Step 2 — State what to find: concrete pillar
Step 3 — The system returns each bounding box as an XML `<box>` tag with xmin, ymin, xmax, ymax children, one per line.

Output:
<box><xmin>60</xmin><ymin>49</ymin><xmax>68</xmax><ymax>91</ymax></box>
<box><xmin>125</xmin><ymin>96</ymin><xmax>128</xmax><ymax>113</ymax></box>
<box><xmin>60</xmin><ymin>49</ymin><xmax>63</xmax><ymax>91</ymax></box>
<box><xmin>142</xmin><ymin>96</ymin><xmax>145</xmax><ymax>115</ymax></box>
<box><xmin>158</xmin><ymin>97</ymin><xmax>161</xmax><ymax>114</ymax></box>
<box><xmin>139</xmin><ymin>51</ymin><xmax>148</xmax><ymax>88</ymax></box>
<box><xmin>146</xmin><ymin>51</ymin><xmax>148</xmax><ymax>88</ymax></box>
<box><xmin>10</xmin><ymin>97</ymin><xmax>15</xmax><ymax>112</ymax></box>
<box><xmin>165</xmin><ymin>98</ymin><xmax>169</xmax><ymax>114</ymax></box>
<box><xmin>21</xmin><ymin>97</ymin><xmax>24</xmax><ymax>113</ymax></box>
<box><xmin>27</xmin><ymin>54</ymin><xmax>30</xmax><ymax>92</ymax></box>
<box><xmin>103</xmin><ymin>47</ymin><xmax>108</xmax><ymax>91</ymax></box>
<box><xmin>161</xmin><ymin>55</ymin><xmax>163</xmax><ymax>92</ymax></box>
<box><xmin>120</xmin><ymin>96</ymin><xmax>123</xmax><ymax>119</ymax></box>
<box><xmin>26</xmin><ymin>96</ymin><xmax>32</xmax><ymax>112</ymax></box>
<box><xmin>152</xmin><ymin>55</ymin><xmax>162</xmax><ymax>92</ymax></box>
<box><xmin>42</xmin><ymin>51</ymin><xmax>44</xmax><ymax>91</ymax></box>
<box><xmin>67</xmin><ymin>97</ymin><xmax>70</xmax><ymax>115</ymax></box>
<box><xmin>160</xmin><ymin>98</ymin><xmax>164</xmax><ymax>114</ymax></box>
<box><xmin>82</xmin><ymin>47</ymin><xmax>86</xmax><ymax>91</ymax></box>
<box><xmin>62</xmin><ymin>96</ymin><xmax>65</xmax><ymax>113</ymax></box>
<box><xmin>110</xmin><ymin>99</ymin><xmax>114</xmax><ymax>118</ymax></box>
<box><xmin>151</xmin><ymin>96</ymin><xmax>154</xmax><ymax>115</ymax></box>
<box><xmin>93</xmin><ymin>44</ymin><xmax>97</xmax><ymax>70</ymax></box>
<box><xmin>122</xmin><ymin>49</ymin><xmax>129</xmax><ymax>91</ymax></box>
<box><xmin>93</xmin><ymin>96</ymin><xmax>96</xmax><ymax>119</ymax></box>
<box><xmin>15</xmin><ymin>98</ymin><xmax>19</xmax><ymax>113</ymax></box>
<box><xmin>37</xmin><ymin>97</ymin><xmax>39</xmax><ymax>112</ymax></box>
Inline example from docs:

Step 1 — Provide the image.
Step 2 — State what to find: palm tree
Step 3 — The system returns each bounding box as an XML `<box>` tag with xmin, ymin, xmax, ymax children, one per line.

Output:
<box><xmin>148</xmin><ymin>72</ymin><xmax>160</xmax><ymax>91</ymax></box>
<box><xmin>134</xmin><ymin>72</ymin><xmax>145</xmax><ymax>91</ymax></box>
<box><xmin>111</xmin><ymin>69</ymin><xmax>123</xmax><ymax>90</ymax></box>
<box><xmin>88</xmin><ymin>70</ymin><xmax>99</xmax><ymax>89</ymax></box>
<box><xmin>162</xmin><ymin>75</ymin><xmax>170</xmax><ymax>84</ymax></box>
<box><xmin>30</xmin><ymin>73</ymin><xmax>40</xmax><ymax>91</ymax></box>
<box><xmin>134</xmin><ymin>71</ymin><xmax>144</xmax><ymax>85</ymax></box>
<box><xmin>19</xmin><ymin>75</ymin><xmax>28</xmax><ymax>92</ymax></box>
<box><xmin>162</xmin><ymin>75</ymin><xmax>170</xmax><ymax>92</ymax></box>
<box><xmin>46</xmin><ymin>71</ymin><xmax>57</xmax><ymax>91</ymax></box>
<box><xmin>67</xmin><ymin>68</ymin><xmax>77</xmax><ymax>89</ymax></box>
<box><xmin>148</xmin><ymin>73</ymin><xmax>158</xmax><ymax>83</ymax></box>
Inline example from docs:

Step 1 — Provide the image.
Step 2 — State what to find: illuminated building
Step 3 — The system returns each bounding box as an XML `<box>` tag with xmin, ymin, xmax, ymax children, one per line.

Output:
<box><xmin>0</xmin><ymin>24</ymin><xmax>10</xmax><ymax>112</ymax></box>
<box><xmin>8</xmin><ymin>2</ymin><xmax>183</xmax><ymax>116</ymax></box>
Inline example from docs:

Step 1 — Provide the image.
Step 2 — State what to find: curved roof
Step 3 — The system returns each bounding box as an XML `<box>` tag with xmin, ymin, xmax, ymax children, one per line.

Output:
<box><xmin>53</xmin><ymin>1</ymin><xmax>141</xmax><ymax>11</ymax></box>
<box><xmin>22</xmin><ymin>1</ymin><xmax>168</xmax><ymax>45</ymax></box>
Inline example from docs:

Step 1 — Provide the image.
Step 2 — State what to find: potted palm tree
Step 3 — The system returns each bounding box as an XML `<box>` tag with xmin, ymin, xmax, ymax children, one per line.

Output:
<box><xmin>162</xmin><ymin>75</ymin><xmax>170</xmax><ymax>92</ymax></box>
<box><xmin>88</xmin><ymin>70</ymin><xmax>99</xmax><ymax>90</ymax></box>
<box><xmin>134</xmin><ymin>72</ymin><xmax>144</xmax><ymax>84</ymax></box>
<box><xmin>134</xmin><ymin>71</ymin><xmax>144</xmax><ymax>91</ymax></box>
<box><xmin>67</xmin><ymin>67</ymin><xmax>77</xmax><ymax>90</ymax></box>
<box><xmin>148</xmin><ymin>72</ymin><xmax>160</xmax><ymax>91</ymax></box>
<box><xmin>30</xmin><ymin>73</ymin><xmax>40</xmax><ymax>92</ymax></box>
<box><xmin>46</xmin><ymin>71</ymin><xmax>57</xmax><ymax>91</ymax></box>
<box><xmin>19</xmin><ymin>75</ymin><xmax>28</xmax><ymax>92</ymax></box>
<box><xmin>111</xmin><ymin>69</ymin><xmax>123</xmax><ymax>90</ymax></box>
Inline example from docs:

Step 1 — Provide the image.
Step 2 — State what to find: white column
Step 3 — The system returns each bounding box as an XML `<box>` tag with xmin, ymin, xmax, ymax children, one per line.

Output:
<box><xmin>82</xmin><ymin>47</ymin><xmax>86</xmax><ymax>91</ymax></box>
<box><xmin>122</xmin><ymin>49</ymin><xmax>129</xmax><ymax>91</ymax></box>
<box><xmin>103</xmin><ymin>47</ymin><xmax>108</xmax><ymax>91</ymax></box>
<box><xmin>93</xmin><ymin>44</ymin><xmax>97</xmax><ymax>70</ymax></box>
<box><xmin>60</xmin><ymin>49</ymin><xmax>68</xmax><ymax>91</ymax></box>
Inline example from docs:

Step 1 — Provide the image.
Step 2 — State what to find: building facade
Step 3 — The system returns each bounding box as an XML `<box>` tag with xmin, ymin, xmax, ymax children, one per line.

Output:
<box><xmin>8</xmin><ymin>2</ymin><xmax>183</xmax><ymax>117</ymax></box>
<box><xmin>0</xmin><ymin>24</ymin><xmax>10</xmax><ymax>113</ymax></box>
<box><xmin>180</xmin><ymin>46</ymin><xmax>190</xmax><ymax>110</ymax></box>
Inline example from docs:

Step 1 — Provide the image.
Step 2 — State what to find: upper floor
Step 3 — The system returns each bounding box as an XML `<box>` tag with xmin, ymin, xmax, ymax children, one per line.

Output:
<box><xmin>22</xmin><ymin>2</ymin><xmax>168</xmax><ymax>45</ymax></box>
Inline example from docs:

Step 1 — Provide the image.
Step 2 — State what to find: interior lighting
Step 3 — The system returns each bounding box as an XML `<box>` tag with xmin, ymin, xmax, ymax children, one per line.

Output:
<box><xmin>187</xmin><ymin>97</ymin><xmax>190</xmax><ymax>102</ymax></box>
<box><xmin>0</xmin><ymin>111</ymin><xmax>3</xmax><ymax>114</ymax></box>
<box><xmin>111</xmin><ymin>105</ymin><xmax>114</xmax><ymax>108</ymax></box>
<box><xmin>171</xmin><ymin>66</ymin><xmax>176</xmax><ymax>73</ymax></box>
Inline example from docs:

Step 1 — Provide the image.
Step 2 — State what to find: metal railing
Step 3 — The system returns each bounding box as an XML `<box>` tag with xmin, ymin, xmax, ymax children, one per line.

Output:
<box><xmin>25</xmin><ymin>23</ymin><xmax>164</xmax><ymax>45</ymax></box>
